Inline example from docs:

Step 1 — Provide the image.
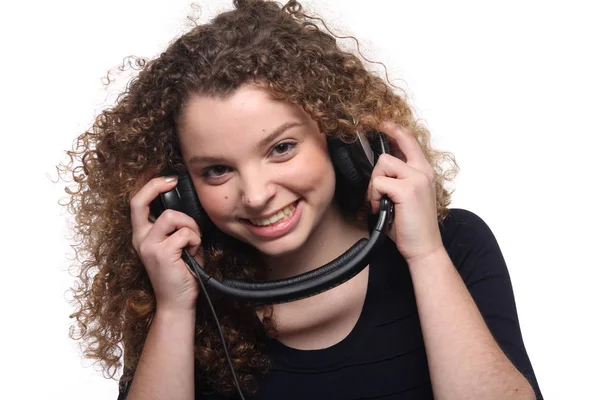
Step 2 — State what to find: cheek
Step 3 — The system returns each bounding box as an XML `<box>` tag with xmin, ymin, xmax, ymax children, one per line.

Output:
<box><xmin>286</xmin><ymin>147</ymin><xmax>337</xmax><ymax>198</ymax></box>
<box><xmin>195</xmin><ymin>185</ymin><xmax>235</xmax><ymax>223</ymax></box>
<box><xmin>312</xmin><ymin>156</ymin><xmax>336</xmax><ymax>193</ymax></box>
<box><xmin>320</xmin><ymin>161</ymin><xmax>337</xmax><ymax>201</ymax></box>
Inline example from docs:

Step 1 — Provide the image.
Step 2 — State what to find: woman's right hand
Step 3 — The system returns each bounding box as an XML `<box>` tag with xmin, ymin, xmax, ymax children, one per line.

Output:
<box><xmin>130</xmin><ymin>175</ymin><xmax>201</xmax><ymax>312</ymax></box>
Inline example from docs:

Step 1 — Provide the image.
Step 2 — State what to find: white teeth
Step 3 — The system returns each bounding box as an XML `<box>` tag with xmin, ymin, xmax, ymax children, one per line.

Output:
<box><xmin>249</xmin><ymin>203</ymin><xmax>296</xmax><ymax>226</ymax></box>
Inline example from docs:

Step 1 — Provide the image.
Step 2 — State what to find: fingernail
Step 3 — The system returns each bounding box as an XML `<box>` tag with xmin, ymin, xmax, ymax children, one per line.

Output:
<box><xmin>164</xmin><ymin>175</ymin><xmax>178</xmax><ymax>183</ymax></box>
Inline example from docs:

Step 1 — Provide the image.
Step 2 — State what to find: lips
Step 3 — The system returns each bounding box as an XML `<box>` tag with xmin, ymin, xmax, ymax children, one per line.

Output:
<box><xmin>247</xmin><ymin>201</ymin><xmax>298</xmax><ymax>226</ymax></box>
<box><xmin>238</xmin><ymin>200</ymin><xmax>303</xmax><ymax>240</ymax></box>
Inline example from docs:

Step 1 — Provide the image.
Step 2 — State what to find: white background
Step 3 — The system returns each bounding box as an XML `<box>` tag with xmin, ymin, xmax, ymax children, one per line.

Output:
<box><xmin>1</xmin><ymin>0</ymin><xmax>598</xmax><ymax>398</ymax></box>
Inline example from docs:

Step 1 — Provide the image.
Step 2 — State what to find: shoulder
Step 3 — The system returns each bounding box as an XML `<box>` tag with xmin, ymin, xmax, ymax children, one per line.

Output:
<box><xmin>439</xmin><ymin>208</ymin><xmax>498</xmax><ymax>247</ymax></box>
<box><xmin>441</xmin><ymin>207</ymin><xmax>492</xmax><ymax>231</ymax></box>
<box><xmin>439</xmin><ymin>208</ymin><xmax>509</xmax><ymax>280</ymax></box>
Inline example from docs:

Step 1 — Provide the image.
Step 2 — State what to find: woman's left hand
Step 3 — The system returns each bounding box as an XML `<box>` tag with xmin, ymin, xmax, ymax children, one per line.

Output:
<box><xmin>367</xmin><ymin>121</ymin><xmax>445</xmax><ymax>264</ymax></box>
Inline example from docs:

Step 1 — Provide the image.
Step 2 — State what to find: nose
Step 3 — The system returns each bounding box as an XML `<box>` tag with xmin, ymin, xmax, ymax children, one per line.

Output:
<box><xmin>240</xmin><ymin>168</ymin><xmax>276</xmax><ymax>211</ymax></box>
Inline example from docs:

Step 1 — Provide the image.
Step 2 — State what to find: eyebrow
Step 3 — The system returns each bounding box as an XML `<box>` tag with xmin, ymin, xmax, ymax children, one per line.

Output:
<box><xmin>188</xmin><ymin>121</ymin><xmax>303</xmax><ymax>166</ymax></box>
<box><xmin>257</xmin><ymin>121</ymin><xmax>303</xmax><ymax>149</ymax></box>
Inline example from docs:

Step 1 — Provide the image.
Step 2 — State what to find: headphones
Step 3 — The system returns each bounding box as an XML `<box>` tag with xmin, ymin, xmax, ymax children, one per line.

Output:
<box><xmin>150</xmin><ymin>130</ymin><xmax>394</xmax><ymax>305</ymax></box>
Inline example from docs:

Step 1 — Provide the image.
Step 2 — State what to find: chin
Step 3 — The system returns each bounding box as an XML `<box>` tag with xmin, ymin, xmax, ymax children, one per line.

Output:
<box><xmin>254</xmin><ymin>236</ymin><xmax>306</xmax><ymax>258</ymax></box>
<box><xmin>243</xmin><ymin>227</ymin><xmax>311</xmax><ymax>259</ymax></box>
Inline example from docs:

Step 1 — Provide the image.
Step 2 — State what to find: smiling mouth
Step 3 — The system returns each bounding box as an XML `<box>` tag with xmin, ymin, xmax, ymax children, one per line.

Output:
<box><xmin>245</xmin><ymin>201</ymin><xmax>299</xmax><ymax>227</ymax></box>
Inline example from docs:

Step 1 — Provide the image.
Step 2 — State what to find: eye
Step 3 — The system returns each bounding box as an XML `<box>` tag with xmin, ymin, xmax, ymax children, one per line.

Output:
<box><xmin>270</xmin><ymin>141</ymin><xmax>297</xmax><ymax>157</ymax></box>
<box><xmin>202</xmin><ymin>165</ymin><xmax>230</xmax><ymax>179</ymax></box>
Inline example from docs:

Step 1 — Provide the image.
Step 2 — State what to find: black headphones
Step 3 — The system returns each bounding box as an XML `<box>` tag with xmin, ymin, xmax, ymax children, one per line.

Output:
<box><xmin>150</xmin><ymin>130</ymin><xmax>394</xmax><ymax>304</ymax></box>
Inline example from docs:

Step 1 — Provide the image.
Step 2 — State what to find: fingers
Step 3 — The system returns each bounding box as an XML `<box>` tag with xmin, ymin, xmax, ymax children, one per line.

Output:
<box><xmin>130</xmin><ymin>176</ymin><xmax>179</xmax><ymax>245</ymax></box>
<box><xmin>368</xmin><ymin>152</ymin><xmax>433</xmax><ymax>213</ymax></box>
<box><xmin>369</xmin><ymin>175</ymin><xmax>398</xmax><ymax>210</ymax></box>
<box><xmin>369</xmin><ymin>175</ymin><xmax>429</xmax><ymax>212</ymax></box>
<box><xmin>379</xmin><ymin>121</ymin><xmax>431</xmax><ymax>175</ymax></box>
<box><xmin>130</xmin><ymin>174</ymin><xmax>202</xmax><ymax>274</ymax></box>
<box><xmin>370</xmin><ymin>121</ymin><xmax>435</xmax><ymax>195</ymax></box>
<box><xmin>372</xmin><ymin>153</ymin><xmax>411</xmax><ymax>179</ymax></box>
<box><xmin>163</xmin><ymin>226</ymin><xmax>202</xmax><ymax>258</ymax></box>
<box><xmin>145</xmin><ymin>209</ymin><xmax>202</xmax><ymax>246</ymax></box>
<box><xmin>367</xmin><ymin>154</ymin><xmax>417</xmax><ymax>200</ymax></box>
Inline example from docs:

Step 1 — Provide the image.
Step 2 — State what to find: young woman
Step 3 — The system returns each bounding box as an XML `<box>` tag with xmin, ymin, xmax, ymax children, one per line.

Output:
<box><xmin>59</xmin><ymin>0</ymin><xmax>542</xmax><ymax>399</ymax></box>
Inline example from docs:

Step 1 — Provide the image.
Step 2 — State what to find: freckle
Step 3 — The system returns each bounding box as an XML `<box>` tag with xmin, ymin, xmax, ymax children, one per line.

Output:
<box><xmin>224</xmin><ymin>196</ymin><xmax>229</xmax><ymax>200</ymax></box>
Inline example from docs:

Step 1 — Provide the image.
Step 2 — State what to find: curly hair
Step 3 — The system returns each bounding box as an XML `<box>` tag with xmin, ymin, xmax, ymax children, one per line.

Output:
<box><xmin>57</xmin><ymin>0</ymin><xmax>459</xmax><ymax>396</ymax></box>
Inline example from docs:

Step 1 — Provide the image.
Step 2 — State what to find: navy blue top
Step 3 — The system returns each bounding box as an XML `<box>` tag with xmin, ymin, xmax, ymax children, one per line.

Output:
<box><xmin>118</xmin><ymin>208</ymin><xmax>543</xmax><ymax>399</ymax></box>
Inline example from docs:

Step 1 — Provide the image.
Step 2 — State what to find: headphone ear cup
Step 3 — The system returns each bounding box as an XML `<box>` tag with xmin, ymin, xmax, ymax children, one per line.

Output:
<box><xmin>328</xmin><ymin>135</ymin><xmax>377</xmax><ymax>189</ymax></box>
<box><xmin>328</xmin><ymin>136</ymin><xmax>373</xmax><ymax>214</ymax></box>
<box><xmin>328</xmin><ymin>136</ymin><xmax>366</xmax><ymax>188</ymax></box>
<box><xmin>175</xmin><ymin>171</ymin><xmax>214</xmax><ymax>237</ymax></box>
<box><xmin>328</xmin><ymin>131</ymin><xmax>390</xmax><ymax>214</ymax></box>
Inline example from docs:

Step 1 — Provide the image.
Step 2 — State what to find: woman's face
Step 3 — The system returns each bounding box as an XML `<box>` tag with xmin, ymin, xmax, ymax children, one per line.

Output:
<box><xmin>176</xmin><ymin>83</ymin><xmax>337</xmax><ymax>258</ymax></box>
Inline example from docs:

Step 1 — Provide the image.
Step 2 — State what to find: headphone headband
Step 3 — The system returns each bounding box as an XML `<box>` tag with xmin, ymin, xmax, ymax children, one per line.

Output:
<box><xmin>180</xmin><ymin>197</ymin><xmax>392</xmax><ymax>304</ymax></box>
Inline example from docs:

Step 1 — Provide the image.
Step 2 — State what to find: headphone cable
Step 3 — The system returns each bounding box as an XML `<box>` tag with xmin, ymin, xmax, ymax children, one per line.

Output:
<box><xmin>184</xmin><ymin>249</ymin><xmax>247</xmax><ymax>400</ymax></box>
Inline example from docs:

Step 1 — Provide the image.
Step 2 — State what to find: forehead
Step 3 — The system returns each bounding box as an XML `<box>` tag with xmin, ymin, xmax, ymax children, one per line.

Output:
<box><xmin>176</xmin><ymin>84</ymin><xmax>311</xmax><ymax>154</ymax></box>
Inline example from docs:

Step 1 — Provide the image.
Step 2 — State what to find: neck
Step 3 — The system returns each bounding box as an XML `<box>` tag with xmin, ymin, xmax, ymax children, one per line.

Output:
<box><xmin>262</xmin><ymin>203</ymin><xmax>369</xmax><ymax>281</ymax></box>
